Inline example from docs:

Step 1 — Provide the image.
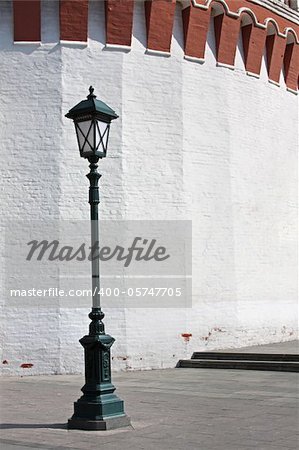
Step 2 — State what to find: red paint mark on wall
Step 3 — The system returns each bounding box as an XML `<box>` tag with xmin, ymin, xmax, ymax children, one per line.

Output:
<box><xmin>181</xmin><ymin>333</ymin><xmax>192</xmax><ymax>342</ymax></box>
<box><xmin>20</xmin><ymin>363</ymin><xmax>34</xmax><ymax>368</ymax></box>
<box><xmin>201</xmin><ymin>327</ymin><xmax>226</xmax><ymax>341</ymax></box>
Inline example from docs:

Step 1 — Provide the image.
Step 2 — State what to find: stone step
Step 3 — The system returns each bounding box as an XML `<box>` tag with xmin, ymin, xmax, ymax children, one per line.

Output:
<box><xmin>191</xmin><ymin>352</ymin><xmax>299</xmax><ymax>362</ymax></box>
<box><xmin>176</xmin><ymin>359</ymin><xmax>299</xmax><ymax>372</ymax></box>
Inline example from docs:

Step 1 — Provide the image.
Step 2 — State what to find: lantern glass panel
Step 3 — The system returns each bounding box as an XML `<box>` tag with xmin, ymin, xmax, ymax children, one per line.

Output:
<box><xmin>95</xmin><ymin>120</ymin><xmax>110</xmax><ymax>154</ymax></box>
<box><xmin>76</xmin><ymin>120</ymin><xmax>93</xmax><ymax>156</ymax></box>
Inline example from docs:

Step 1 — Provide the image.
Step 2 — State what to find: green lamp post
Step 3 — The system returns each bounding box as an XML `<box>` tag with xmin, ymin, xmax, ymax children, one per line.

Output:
<box><xmin>65</xmin><ymin>86</ymin><xmax>130</xmax><ymax>430</ymax></box>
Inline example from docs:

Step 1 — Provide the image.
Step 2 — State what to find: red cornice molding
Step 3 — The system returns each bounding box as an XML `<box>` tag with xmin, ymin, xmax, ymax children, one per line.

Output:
<box><xmin>11</xmin><ymin>0</ymin><xmax>299</xmax><ymax>93</ymax></box>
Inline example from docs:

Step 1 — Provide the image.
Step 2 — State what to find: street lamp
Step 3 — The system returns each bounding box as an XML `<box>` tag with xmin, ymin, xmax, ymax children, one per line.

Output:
<box><xmin>65</xmin><ymin>86</ymin><xmax>130</xmax><ymax>430</ymax></box>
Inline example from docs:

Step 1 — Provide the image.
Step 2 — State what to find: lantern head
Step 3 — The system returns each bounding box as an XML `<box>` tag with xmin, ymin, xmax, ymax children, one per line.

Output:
<box><xmin>65</xmin><ymin>86</ymin><xmax>118</xmax><ymax>159</ymax></box>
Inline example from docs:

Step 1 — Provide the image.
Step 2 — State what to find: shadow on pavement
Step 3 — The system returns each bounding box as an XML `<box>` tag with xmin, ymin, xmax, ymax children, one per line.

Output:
<box><xmin>0</xmin><ymin>423</ymin><xmax>67</xmax><ymax>430</ymax></box>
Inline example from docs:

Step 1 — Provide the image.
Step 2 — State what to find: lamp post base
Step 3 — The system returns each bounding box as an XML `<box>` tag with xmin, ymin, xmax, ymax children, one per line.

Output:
<box><xmin>67</xmin><ymin>308</ymin><xmax>131</xmax><ymax>431</ymax></box>
<box><xmin>68</xmin><ymin>389</ymin><xmax>131</xmax><ymax>431</ymax></box>
<box><xmin>68</xmin><ymin>414</ymin><xmax>131</xmax><ymax>431</ymax></box>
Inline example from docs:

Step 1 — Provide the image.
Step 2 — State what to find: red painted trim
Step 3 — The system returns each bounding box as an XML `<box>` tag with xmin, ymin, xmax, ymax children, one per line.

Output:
<box><xmin>13</xmin><ymin>0</ymin><xmax>41</xmax><ymax>42</ymax></box>
<box><xmin>105</xmin><ymin>0</ymin><xmax>134</xmax><ymax>47</ymax></box>
<box><xmin>242</xmin><ymin>24</ymin><xmax>251</xmax><ymax>63</ymax></box>
<box><xmin>242</xmin><ymin>24</ymin><xmax>267</xmax><ymax>75</ymax></box>
<box><xmin>266</xmin><ymin>33</ymin><xmax>286</xmax><ymax>83</ymax></box>
<box><xmin>284</xmin><ymin>43</ymin><xmax>299</xmax><ymax>91</ymax></box>
<box><xmin>214</xmin><ymin>13</ymin><xmax>240</xmax><ymax>66</ymax></box>
<box><xmin>266</xmin><ymin>34</ymin><xmax>275</xmax><ymax>70</ymax></box>
<box><xmin>214</xmin><ymin>14</ymin><xmax>223</xmax><ymax>60</ymax></box>
<box><xmin>145</xmin><ymin>0</ymin><xmax>176</xmax><ymax>53</ymax></box>
<box><xmin>283</xmin><ymin>42</ymin><xmax>293</xmax><ymax>79</ymax></box>
<box><xmin>60</xmin><ymin>0</ymin><xmax>89</xmax><ymax>42</ymax></box>
<box><xmin>182</xmin><ymin>4</ymin><xmax>211</xmax><ymax>59</ymax></box>
<box><xmin>199</xmin><ymin>0</ymin><xmax>299</xmax><ymax>39</ymax></box>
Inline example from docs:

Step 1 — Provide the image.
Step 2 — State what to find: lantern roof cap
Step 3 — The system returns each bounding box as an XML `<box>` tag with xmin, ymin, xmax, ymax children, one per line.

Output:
<box><xmin>65</xmin><ymin>86</ymin><xmax>118</xmax><ymax>120</ymax></box>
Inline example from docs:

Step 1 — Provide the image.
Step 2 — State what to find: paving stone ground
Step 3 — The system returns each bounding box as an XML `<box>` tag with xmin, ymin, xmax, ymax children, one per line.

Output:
<box><xmin>0</xmin><ymin>341</ymin><xmax>298</xmax><ymax>450</ymax></box>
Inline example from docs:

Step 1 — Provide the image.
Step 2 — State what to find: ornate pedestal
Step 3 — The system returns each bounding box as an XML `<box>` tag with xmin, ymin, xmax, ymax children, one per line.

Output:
<box><xmin>68</xmin><ymin>308</ymin><xmax>130</xmax><ymax>430</ymax></box>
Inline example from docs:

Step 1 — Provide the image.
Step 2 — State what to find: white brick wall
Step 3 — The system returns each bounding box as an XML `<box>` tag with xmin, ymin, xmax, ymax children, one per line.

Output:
<box><xmin>0</xmin><ymin>1</ymin><xmax>297</xmax><ymax>375</ymax></box>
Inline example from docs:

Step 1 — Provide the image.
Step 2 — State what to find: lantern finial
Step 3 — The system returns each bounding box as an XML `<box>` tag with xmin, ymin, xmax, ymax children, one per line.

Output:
<box><xmin>87</xmin><ymin>86</ymin><xmax>96</xmax><ymax>99</ymax></box>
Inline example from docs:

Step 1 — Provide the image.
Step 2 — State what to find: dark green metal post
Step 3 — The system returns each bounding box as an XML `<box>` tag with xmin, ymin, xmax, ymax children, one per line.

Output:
<box><xmin>68</xmin><ymin>156</ymin><xmax>130</xmax><ymax>431</ymax></box>
<box><xmin>87</xmin><ymin>156</ymin><xmax>101</xmax><ymax>309</ymax></box>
